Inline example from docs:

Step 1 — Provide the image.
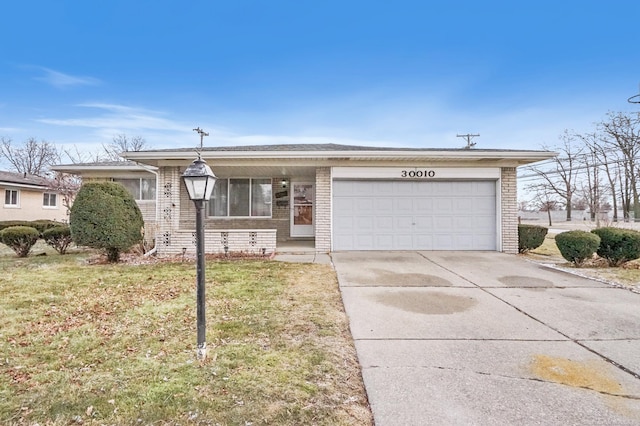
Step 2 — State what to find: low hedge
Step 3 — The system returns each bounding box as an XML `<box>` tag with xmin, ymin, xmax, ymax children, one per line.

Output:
<box><xmin>591</xmin><ymin>227</ymin><xmax>640</xmax><ymax>266</ymax></box>
<box><xmin>0</xmin><ymin>226</ymin><xmax>40</xmax><ymax>257</ymax></box>
<box><xmin>0</xmin><ymin>220</ymin><xmax>66</xmax><ymax>234</ymax></box>
<box><xmin>555</xmin><ymin>230</ymin><xmax>600</xmax><ymax>266</ymax></box>
<box><xmin>42</xmin><ymin>225</ymin><xmax>73</xmax><ymax>254</ymax></box>
<box><xmin>518</xmin><ymin>224</ymin><xmax>548</xmax><ymax>253</ymax></box>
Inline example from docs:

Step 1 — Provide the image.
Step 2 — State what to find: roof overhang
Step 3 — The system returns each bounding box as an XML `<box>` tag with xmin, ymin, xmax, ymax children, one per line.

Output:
<box><xmin>121</xmin><ymin>147</ymin><xmax>557</xmax><ymax>168</ymax></box>
<box><xmin>50</xmin><ymin>163</ymin><xmax>158</xmax><ymax>174</ymax></box>
<box><xmin>0</xmin><ymin>181</ymin><xmax>49</xmax><ymax>190</ymax></box>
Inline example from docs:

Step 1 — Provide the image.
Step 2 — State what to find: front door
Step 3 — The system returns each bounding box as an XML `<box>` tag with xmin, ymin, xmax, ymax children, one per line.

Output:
<box><xmin>291</xmin><ymin>182</ymin><xmax>314</xmax><ymax>237</ymax></box>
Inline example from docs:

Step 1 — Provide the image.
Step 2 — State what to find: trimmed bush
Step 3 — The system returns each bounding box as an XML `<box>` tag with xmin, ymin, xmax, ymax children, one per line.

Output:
<box><xmin>0</xmin><ymin>221</ymin><xmax>33</xmax><ymax>232</ymax></box>
<box><xmin>0</xmin><ymin>220</ymin><xmax>65</xmax><ymax>234</ymax></box>
<box><xmin>0</xmin><ymin>226</ymin><xmax>40</xmax><ymax>257</ymax></box>
<box><xmin>518</xmin><ymin>224</ymin><xmax>548</xmax><ymax>253</ymax></box>
<box><xmin>30</xmin><ymin>220</ymin><xmax>65</xmax><ymax>234</ymax></box>
<box><xmin>555</xmin><ymin>230</ymin><xmax>600</xmax><ymax>266</ymax></box>
<box><xmin>70</xmin><ymin>182</ymin><xmax>144</xmax><ymax>262</ymax></box>
<box><xmin>42</xmin><ymin>225</ymin><xmax>73</xmax><ymax>255</ymax></box>
<box><xmin>591</xmin><ymin>227</ymin><xmax>640</xmax><ymax>266</ymax></box>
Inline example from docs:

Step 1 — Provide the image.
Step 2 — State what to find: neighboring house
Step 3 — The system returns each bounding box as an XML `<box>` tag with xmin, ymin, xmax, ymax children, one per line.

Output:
<box><xmin>53</xmin><ymin>144</ymin><xmax>555</xmax><ymax>256</ymax></box>
<box><xmin>0</xmin><ymin>170</ymin><xmax>67</xmax><ymax>222</ymax></box>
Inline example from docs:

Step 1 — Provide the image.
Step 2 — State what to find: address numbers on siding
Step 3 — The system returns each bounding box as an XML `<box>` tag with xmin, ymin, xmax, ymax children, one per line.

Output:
<box><xmin>400</xmin><ymin>170</ymin><xmax>436</xmax><ymax>178</ymax></box>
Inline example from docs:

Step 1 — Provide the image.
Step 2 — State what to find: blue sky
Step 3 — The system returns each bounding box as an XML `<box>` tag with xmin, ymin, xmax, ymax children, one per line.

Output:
<box><xmin>1</xmin><ymin>0</ymin><xmax>639</xmax><ymax>162</ymax></box>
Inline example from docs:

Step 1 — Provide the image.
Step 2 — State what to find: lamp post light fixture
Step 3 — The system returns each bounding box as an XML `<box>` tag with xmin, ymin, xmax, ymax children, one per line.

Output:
<box><xmin>182</xmin><ymin>155</ymin><xmax>217</xmax><ymax>360</ymax></box>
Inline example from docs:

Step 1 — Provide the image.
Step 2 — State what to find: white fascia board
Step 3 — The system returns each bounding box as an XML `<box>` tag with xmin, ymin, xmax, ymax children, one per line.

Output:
<box><xmin>123</xmin><ymin>149</ymin><xmax>558</xmax><ymax>162</ymax></box>
<box><xmin>51</xmin><ymin>164</ymin><xmax>158</xmax><ymax>173</ymax></box>
<box><xmin>0</xmin><ymin>182</ymin><xmax>48</xmax><ymax>190</ymax></box>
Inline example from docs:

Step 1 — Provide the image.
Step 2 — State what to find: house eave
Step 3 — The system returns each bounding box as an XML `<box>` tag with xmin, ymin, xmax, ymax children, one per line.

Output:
<box><xmin>122</xmin><ymin>149</ymin><xmax>557</xmax><ymax>167</ymax></box>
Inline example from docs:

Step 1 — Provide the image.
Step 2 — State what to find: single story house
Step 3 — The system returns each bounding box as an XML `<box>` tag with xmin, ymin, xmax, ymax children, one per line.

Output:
<box><xmin>0</xmin><ymin>170</ymin><xmax>67</xmax><ymax>222</ymax></box>
<box><xmin>53</xmin><ymin>144</ymin><xmax>555</xmax><ymax>255</ymax></box>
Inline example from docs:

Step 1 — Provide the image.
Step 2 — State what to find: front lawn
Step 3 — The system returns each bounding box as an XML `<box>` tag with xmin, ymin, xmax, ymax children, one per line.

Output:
<box><xmin>0</xmin><ymin>252</ymin><xmax>372</xmax><ymax>425</ymax></box>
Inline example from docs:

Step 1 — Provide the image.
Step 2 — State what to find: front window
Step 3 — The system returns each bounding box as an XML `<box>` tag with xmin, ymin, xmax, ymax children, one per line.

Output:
<box><xmin>208</xmin><ymin>178</ymin><xmax>272</xmax><ymax>217</ymax></box>
<box><xmin>43</xmin><ymin>192</ymin><xmax>57</xmax><ymax>207</ymax></box>
<box><xmin>4</xmin><ymin>189</ymin><xmax>18</xmax><ymax>207</ymax></box>
<box><xmin>113</xmin><ymin>178</ymin><xmax>156</xmax><ymax>200</ymax></box>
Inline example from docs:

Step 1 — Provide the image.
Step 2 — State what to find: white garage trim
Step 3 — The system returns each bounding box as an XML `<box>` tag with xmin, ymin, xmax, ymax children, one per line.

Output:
<box><xmin>332</xmin><ymin>167</ymin><xmax>501</xmax><ymax>179</ymax></box>
<box><xmin>332</xmin><ymin>179</ymin><xmax>498</xmax><ymax>251</ymax></box>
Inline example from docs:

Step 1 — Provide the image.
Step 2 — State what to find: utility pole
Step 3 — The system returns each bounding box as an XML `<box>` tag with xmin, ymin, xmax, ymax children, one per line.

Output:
<box><xmin>456</xmin><ymin>133</ymin><xmax>480</xmax><ymax>149</ymax></box>
<box><xmin>193</xmin><ymin>127</ymin><xmax>209</xmax><ymax>150</ymax></box>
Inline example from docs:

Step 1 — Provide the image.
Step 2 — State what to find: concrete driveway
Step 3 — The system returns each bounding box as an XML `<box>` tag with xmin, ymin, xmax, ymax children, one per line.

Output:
<box><xmin>332</xmin><ymin>251</ymin><xmax>640</xmax><ymax>426</ymax></box>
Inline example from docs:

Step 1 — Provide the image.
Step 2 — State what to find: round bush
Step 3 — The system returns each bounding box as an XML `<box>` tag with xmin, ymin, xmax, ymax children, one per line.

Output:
<box><xmin>518</xmin><ymin>224</ymin><xmax>548</xmax><ymax>253</ymax></box>
<box><xmin>555</xmin><ymin>230</ymin><xmax>600</xmax><ymax>266</ymax></box>
<box><xmin>70</xmin><ymin>182</ymin><xmax>144</xmax><ymax>262</ymax></box>
<box><xmin>591</xmin><ymin>227</ymin><xmax>640</xmax><ymax>266</ymax></box>
<box><xmin>0</xmin><ymin>225</ymin><xmax>40</xmax><ymax>257</ymax></box>
<box><xmin>42</xmin><ymin>225</ymin><xmax>73</xmax><ymax>255</ymax></box>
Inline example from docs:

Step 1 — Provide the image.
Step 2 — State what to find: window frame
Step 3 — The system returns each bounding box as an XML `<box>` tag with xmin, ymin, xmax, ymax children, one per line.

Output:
<box><xmin>42</xmin><ymin>192</ymin><xmax>58</xmax><ymax>208</ymax></box>
<box><xmin>4</xmin><ymin>189</ymin><xmax>19</xmax><ymax>208</ymax></box>
<box><xmin>113</xmin><ymin>177</ymin><xmax>157</xmax><ymax>201</ymax></box>
<box><xmin>207</xmin><ymin>178</ymin><xmax>272</xmax><ymax>218</ymax></box>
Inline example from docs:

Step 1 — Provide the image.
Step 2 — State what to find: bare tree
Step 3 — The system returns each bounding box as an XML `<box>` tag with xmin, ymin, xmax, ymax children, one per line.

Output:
<box><xmin>46</xmin><ymin>171</ymin><xmax>82</xmax><ymax>217</ymax></box>
<box><xmin>525</xmin><ymin>131</ymin><xmax>583</xmax><ymax>221</ymax></box>
<box><xmin>600</xmin><ymin>111</ymin><xmax>640</xmax><ymax>221</ymax></box>
<box><xmin>529</xmin><ymin>186</ymin><xmax>560</xmax><ymax>226</ymax></box>
<box><xmin>0</xmin><ymin>137</ymin><xmax>60</xmax><ymax>176</ymax></box>
<box><xmin>589</xmin><ymin>128</ymin><xmax>622</xmax><ymax>222</ymax></box>
<box><xmin>63</xmin><ymin>145</ymin><xmax>105</xmax><ymax>164</ymax></box>
<box><xmin>102</xmin><ymin>134</ymin><xmax>148</xmax><ymax>161</ymax></box>
<box><xmin>575</xmin><ymin>132</ymin><xmax>608</xmax><ymax>222</ymax></box>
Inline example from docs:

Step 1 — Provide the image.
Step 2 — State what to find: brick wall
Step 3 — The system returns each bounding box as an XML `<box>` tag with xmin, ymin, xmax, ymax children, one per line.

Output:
<box><xmin>156</xmin><ymin>167</ymin><xmax>182</xmax><ymax>256</ymax></box>
<box><xmin>315</xmin><ymin>167</ymin><xmax>331</xmax><ymax>252</ymax></box>
<box><xmin>501</xmin><ymin>167</ymin><xmax>518</xmax><ymax>254</ymax></box>
<box><xmin>167</xmin><ymin>229</ymin><xmax>276</xmax><ymax>256</ymax></box>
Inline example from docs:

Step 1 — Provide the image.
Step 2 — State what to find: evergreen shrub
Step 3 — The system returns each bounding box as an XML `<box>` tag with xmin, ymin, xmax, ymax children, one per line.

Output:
<box><xmin>42</xmin><ymin>225</ymin><xmax>73</xmax><ymax>254</ymax></box>
<box><xmin>555</xmin><ymin>230</ymin><xmax>600</xmax><ymax>266</ymax></box>
<box><xmin>0</xmin><ymin>226</ymin><xmax>40</xmax><ymax>257</ymax></box>
<box><xmin>591</xmin><ymin>227</ymin><xmax>640</xmax><ymax>266</ymax></box>
<box><xmin>70</xmin><ymin>182</ymin><xmax>144</xmax><ymax>262</ymax></box>
<box><xmin>518</xmin><ymin>224</ymin><xmax>548</xmax><ymax>253</ymax></box>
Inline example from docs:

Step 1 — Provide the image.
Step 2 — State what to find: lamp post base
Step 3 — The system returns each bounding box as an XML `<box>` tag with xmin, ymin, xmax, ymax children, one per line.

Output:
<box><xmin>197</xmin><ymin>343</ymin><xmax>207</xmax><ymax>361</ymax></box>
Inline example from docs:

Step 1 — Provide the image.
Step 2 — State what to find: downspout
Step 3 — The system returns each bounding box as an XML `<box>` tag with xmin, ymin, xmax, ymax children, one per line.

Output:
<box><xmin>131</xmin><ymin>161</ymin><xmax>160</xmax><ymax>257</ymax></box>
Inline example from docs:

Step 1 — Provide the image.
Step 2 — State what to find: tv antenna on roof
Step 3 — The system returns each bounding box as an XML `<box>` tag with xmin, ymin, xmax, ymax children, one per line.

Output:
<box><xmin>457</xmin><ymin>133</ymin><xmax>479</xmax><ymax>149</ymax></box>
<box><xmin>193</xmin><ymin>127</ymin><xmax>209</xmax><ymax>151</ymax></box>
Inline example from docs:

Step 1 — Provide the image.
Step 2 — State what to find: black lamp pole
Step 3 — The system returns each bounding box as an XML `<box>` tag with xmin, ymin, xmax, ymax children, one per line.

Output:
<box><xmin>194</xmin><ymin>198</ymin><xmax>206</xmax><ymax>359</ymax></box>
<box><xmin>182</xmin><ymin>128</ymin><xmax>216</xmax><ymax>360</ymax></box>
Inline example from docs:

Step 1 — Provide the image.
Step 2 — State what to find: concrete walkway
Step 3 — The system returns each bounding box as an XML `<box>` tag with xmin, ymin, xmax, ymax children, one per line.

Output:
<box><xmin>332</xmin><ymin>251</ymin><xmax>640</xmax><ymax>425</ymax></box>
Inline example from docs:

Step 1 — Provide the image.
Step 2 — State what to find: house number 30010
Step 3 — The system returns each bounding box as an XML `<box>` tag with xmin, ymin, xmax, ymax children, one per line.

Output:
<box><xmin>401</xmin><ymin>170</ymin><xmax>436</xmax><ymax>178</ymax></box>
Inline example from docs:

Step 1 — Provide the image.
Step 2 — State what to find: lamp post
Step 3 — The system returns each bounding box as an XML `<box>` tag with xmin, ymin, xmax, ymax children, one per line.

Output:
<box><xmin>182</xmin><ymin>155</ymin><xmax>217</xmax><ymax>360</ymax></box>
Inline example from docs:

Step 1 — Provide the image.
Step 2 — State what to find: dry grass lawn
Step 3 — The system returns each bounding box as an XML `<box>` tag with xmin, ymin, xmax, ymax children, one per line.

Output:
<box><xmin>0</xmin><ymin>250</ymin><xmax>372</xmax><ymax>425</ymax></box>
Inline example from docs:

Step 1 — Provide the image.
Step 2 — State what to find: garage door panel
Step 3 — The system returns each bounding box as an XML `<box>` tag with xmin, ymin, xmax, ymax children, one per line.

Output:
<box><xmin>357</xmin><ymin>216</ymin><xmax>375</xmax><ymax>231</ymax></box>
<box><xmin>434</xmin><ymin>198</ymin><xmax>453</xmax><ymax>212</ymax></box>
<box><xmin>376</xmin><ymin>198</ymin><xmax>394</xmax><ymax>212</ymax></box>
<box><xmin>356</xmin><ymin>198</ymin><xmax>374</xmax><ymax>211</ymax></box>
<box><xmin>375</xmin><ymin>234</ymin><xmax>393</xmax><ymax>249</ymax></box>
<box><xmin>333</xmin><ymin>180</ymin><xmax>496</xmax><ymax>251</ymax></box>
<box><xmin>395</xmin><ymin>216</ymin><xmax>414</xmax><ymax>230</ymax></box>
<box><xmin>376</xmin><ymin>216</ymin><xmax>394</xmax><ymax>230</ymax></box>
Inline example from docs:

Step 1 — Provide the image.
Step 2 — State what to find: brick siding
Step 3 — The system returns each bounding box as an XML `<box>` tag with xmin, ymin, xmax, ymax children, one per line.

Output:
<box><xmin>501</xmin><ymin>167</ymin><xmax>518</xmax><ymax>254</ymax></box>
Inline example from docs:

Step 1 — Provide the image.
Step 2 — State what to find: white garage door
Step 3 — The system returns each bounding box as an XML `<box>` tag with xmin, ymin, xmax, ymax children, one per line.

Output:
<box><xmin>333</xmin><ymin>180</ymin><xmax>497</xmax><ymax>251</ymax></box>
